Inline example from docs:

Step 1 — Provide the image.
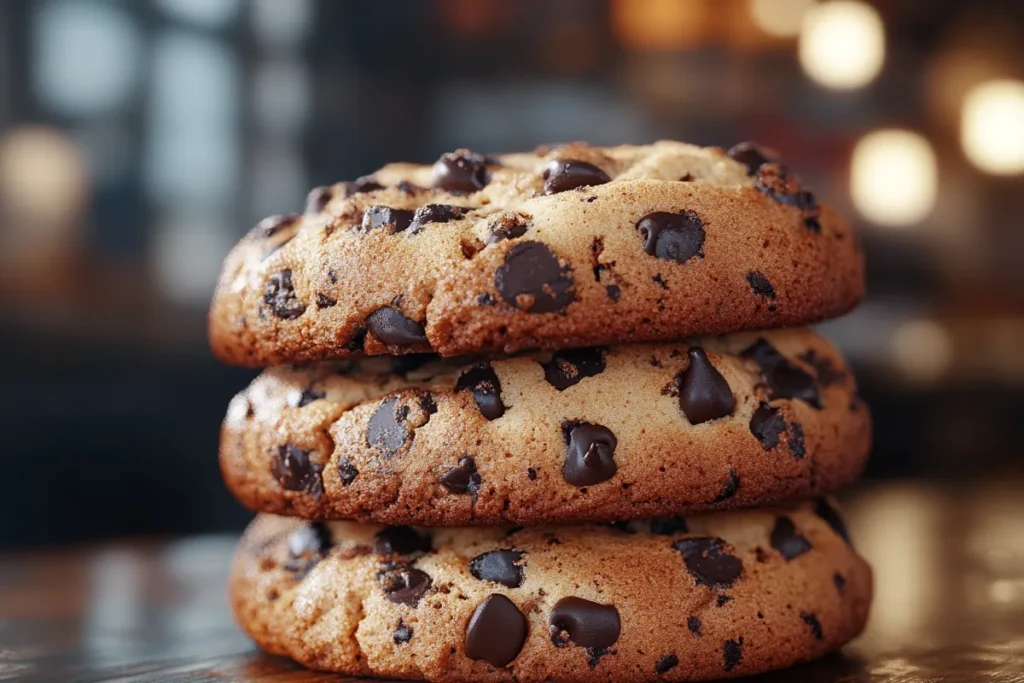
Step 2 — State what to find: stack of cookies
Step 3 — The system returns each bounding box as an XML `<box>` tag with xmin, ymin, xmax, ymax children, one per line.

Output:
<box><xmin>210</xmin><ymin>140</ymin><xmax>873</xmax><ymax>682</ymax></box>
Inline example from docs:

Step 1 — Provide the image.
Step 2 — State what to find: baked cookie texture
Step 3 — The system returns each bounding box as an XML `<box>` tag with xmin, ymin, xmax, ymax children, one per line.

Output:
<box><xmin>220</xmin><ymin>327</ymin><xmax>870</xmax><ymax>526</ymax></box>
<box><xmin>230</xmin><ymin>502</ymin><xmax>871</xmax><ymax>682</ymax></box>
<box><xmin>209</xmin><ymin>140</ymin><xmax>864</xmax><ymax>366</ymax></box>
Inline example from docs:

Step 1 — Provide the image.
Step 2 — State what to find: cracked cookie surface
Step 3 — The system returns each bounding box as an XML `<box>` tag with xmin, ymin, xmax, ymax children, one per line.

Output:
<box><xmin>209</xmin><ymin>140</ymin><xmax>864</xmax><ymax>365</ymax></box>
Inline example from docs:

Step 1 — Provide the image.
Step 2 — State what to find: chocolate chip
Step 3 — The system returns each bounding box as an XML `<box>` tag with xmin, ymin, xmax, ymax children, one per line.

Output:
<box><xmin>264</xmin><ymin>269</ymin><xmax>307</xmax><ymax>319</ymax></box>
<box><xmin>771</xmin><ymin>516</ymin><xmax>812</xmax><ymax>560</ymax></box>
<box><xmin>687</xmin><ymin>616</ymin><xmax>702</xmax><ymax>635</ymax></box>
<box><xmin>338</xmin><ymin>460</ymin><xmax>358</xmax><ymax>486</ymax></box>
<box><xmin>746</xmin><ymin>271</ymin><xmax>776</xmax><ymax>298</ymax></box>
<box><xmin>396</xmin><ymin>180</ymin><xmax>421</xmax><ymax>195</ymax></box>
<box><xmin>343</xmin><ymin>175</ymin><xmax>384</xmax><ymax>196</ymax></box>
<box><xmin>469</xmin><ymin>550</ymin><xmax>525</xmax><ymax>588</ymax></box>
<box><xmin>373</xmin><ymin>526</ymin><xmax>431</xmax><ymax>556</ymax></box>
<box><xmin>454</xmin><ymin>363</ymin><xmax>505</xmax><ymax>420</ymax></box>
<box><xmin>393</xmin><ymin>619</ymin><xmax>413</xmax><ymax>644</ymax></box>
<box><xmin>527</xmin><ymin>467</ymin><xmax>538</xmax><ymax>480</ymax></box>
<box><xmin>495</xmin><ymin>241</ymin><xmax>576</xmax><ymax>313</ymax></box>
<box><xmin>380</xmin><ymin>566</ymin><xmax>433</xmax><ymax>606</ymax></box>
<box><xmin>742</xmin><ymin>339</ymin><xmax>822</xmax><ymax>408</ymax></box>
<box><xmin>272</xmin><ymin>444</ymin><xmax>323</xmax><ymax>496</ymax></box>
<box><xmin>788</xmin><ymin>421</ymin><xmax>806</xmax><ymax>459</ymax></box>
<box><xmin>727</xmin><ymin>141</ymin><xmax>777</xmax><ymax>175</ymax></box>
<box><xmin>562</xmin><ymin>421</ymin><xmax>617</xmax><ymax>486</ymax></box>
<box><xmin>432</xmin><ymin>150</ymin><xmax>490</xmax><ymax>193</ymax></box>
<box><xmin>605</xmin><ymin>284</ymin><xmax>620</xmax><ymax>300</ymax></box>
<box><xmin>542</xmin><ymin>347</ymin><xmax>606</xmax><ymax>391</ymax></box>
<box><xmin>284</xmin><ymin>522</ymin><xmax>332</xmax><ymax>576</ymax></box>
<box><xmin>410</xmin><ymin>203</ymin><xmax>469</xmax><ymax>233</ymax></box>
<box><xmin>315</xmin><ymin>292</ymin><xmax>337</xmax><ymax>308</ymax></box>
<box><xmin>343</xmin><ymin>327</ymin><xmax>367</xmax><ymax>352</ymax></box>
<box><xmin>814</xmin><ymin>498</ymin><xmax>851</xmax><ymax>545</ymax></box>
<box><xmin>754</xmin><ymin>164</ymin><xmax>821</xmax><ymax>232</ymax></box>
<box><xmin>366</xmin><ymin>307</ymin><xmax>428</xmax><ymax>348</ymax></box>
<box><xmin>749</xmin><ymin>402</ymin><xmax>786</xmax><ymax>450</ymax></box>
<box><xmin>440</xmin><ymin>456</ymin><xmax>481</xmax><ymax>497</ymax></box>
<box><xmin>487</xmin><ymin>213</ymin><xmax>530</xmax><ymax>244</ymax></box>
<box><xmin>254</xmin><ymin>213</ymin><xmax>300</xmax><ymax>239</ymax></box>
<box><xmin>305</xmin><ymin>186</ymin><xmax>333</xmax><ymax>214</ymax></box>
<box><xmin>652</xmin><ymin>273</ymin><xmax>668</xmax><ymax>289</ymax></box>
<box><xmin>549</xmin><ymin>597</ymin><xmax>620</xmax><ymax>649</ymax></box>
<box><xmin>477</xmin><ymin>292</ymin><xmax>495</xmax><ymax>306</ymax></box>
<box><xmin>801</xmin><ymin>612</ymin><xmax>823</xmax><ymax>640</ymax></box>
<box><xmin>290</xmin><ymin>386</ymin><xmax>324</xmax><ymax>408</ymax></box>
<box><xmin>656</xmin><ymin>654</ymin><xmax>678</xmax><ymax>674</ymax></box>
<box><xmin>361</xmin><ymin>206</ymin><xmax>414</xmax><ymax>233</ymax></box>
<box><xmin>716</xmin><ymin>594</ymin><xmax>733</xmax><ymax>607</ymax></box>
<box><xmin>465</xmin><ymin>594</ymin><xmax>527</xmax><ymax>667</ymax></box>
<box><xmin>650</xmin><ymin>517</ymin><xmax>688</xmax><ymax>535</ymax></box>
<box><xmin>366</xmin><ymin>397</ymin><xmax>411</xmax><ymax>457</ymax></box>
<box><xmin>635</xmin><ymin>210</ymin><xmax>705</xmax><ymax>264</ymax></box>
<box><xmin>418</xmin><ymin>392</ymin><xmax>438</xmax><ymax>417</ymax></box>
<box><xmin>798</xmin><ymin>350</ymin><xmax>846</xmax><ymax>387</ymax></box>
<box><xmin>723</xmin><ymin>637</ymin><xmax>744</xmax><ymax>671</ymax></box>
<box><xmin>677</xmin><ymin>348</ymin><xmax>735</xmax><ymax>424</ymax></box>
<box><xmin>714</xmin><ymin>468</ymin><xmax>740</xmax><ymax>503</ymax></box>
<box><xmin>542</xmin><ymin>159</ymin><xmax>611</xmax><ymax>194</ymax></box>
<box><xmin>673</xmin><ymin>537</ymin><xmax>743</xmax><ymax>588</ymax></box>
<box><xmin>833</xmin><ymin>572</ymin><xmax>846</xmax><ymax>591</ymax></box>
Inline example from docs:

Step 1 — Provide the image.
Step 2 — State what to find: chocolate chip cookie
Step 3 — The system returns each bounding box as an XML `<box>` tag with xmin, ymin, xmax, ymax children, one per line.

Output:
<box><xmin>230</xmin><ymin>500</ymin><xmax>871</xmax><ymax>681</ymax></box>
<box><xmin>220</xmin><ymin>328</ymin><xmax>870</xmax><ymax>525</ymax></box>
<box><xmin>209</xmin><ymin>140</ymin><xmax>864</xmax><ymax>366</ymax></box>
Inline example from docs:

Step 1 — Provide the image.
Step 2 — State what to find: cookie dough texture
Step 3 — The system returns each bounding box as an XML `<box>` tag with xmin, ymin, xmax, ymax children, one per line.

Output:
<box><xmin>230</xmin><ymin>502</ymin><xmax>872</xmax><ymax>682</ymax></box>
<box><xmin>220</xmin><ymin>328</ymin><xmax>870</xmax><ymax>526</ymax></box>
<box><xmin>209</xmin><ymin>140</ymin><xmax>864</xmax><ymax>366</ymax></box>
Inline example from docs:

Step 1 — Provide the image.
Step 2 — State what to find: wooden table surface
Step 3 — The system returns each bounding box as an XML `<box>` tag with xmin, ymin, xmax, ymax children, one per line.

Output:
<box><xmin>2</xmin><ymin>481</ymin><xmax>1024</xmax><ymax>683</ymax></box>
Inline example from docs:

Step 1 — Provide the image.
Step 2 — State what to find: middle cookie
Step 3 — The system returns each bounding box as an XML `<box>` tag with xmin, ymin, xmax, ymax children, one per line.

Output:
<box><xmin>221</xmin><ymin>328</ymin><xmax>870</xmax><ymax>526</ymax></box>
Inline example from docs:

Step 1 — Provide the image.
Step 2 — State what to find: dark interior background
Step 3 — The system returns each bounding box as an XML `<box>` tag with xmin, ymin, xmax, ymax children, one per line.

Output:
<box><xmin>1</xmin><ymin>0</ymin><xmax>1023</xmax><ymax>548</ymax></box>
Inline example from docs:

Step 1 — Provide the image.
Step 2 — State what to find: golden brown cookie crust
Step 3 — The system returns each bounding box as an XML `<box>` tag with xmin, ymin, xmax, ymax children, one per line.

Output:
<box><xmin>220</xmin><ymin>328</ymin><xmax>871</xmax><ymax>526</ymax></box>
<box><xmin>209</xmin><ymin>140</ymin><xmax>864</xmax><ymax>365</ymax></box>
<box><xmin>230</xmin><ymin>503</ymin><xmax>872</xmax><ymax>682</ymax></box>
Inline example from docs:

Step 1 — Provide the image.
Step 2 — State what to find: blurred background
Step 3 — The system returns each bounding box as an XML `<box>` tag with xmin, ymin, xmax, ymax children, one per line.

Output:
<box><xmin>1</xmin><ymin>0</ymin><xmax>1022</xmax><ymax>548</ymax></box>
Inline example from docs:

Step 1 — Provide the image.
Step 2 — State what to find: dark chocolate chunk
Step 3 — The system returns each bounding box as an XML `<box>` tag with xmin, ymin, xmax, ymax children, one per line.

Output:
<box><xmin>440</xmin><ymin>456</ymin><xmax>481</xmax><ymax>497</ymax></box>
<box><xmin>742</xmin><ymin>338</ymin><xmax>822</xmax><ymax>408</ymax></box>
<box><xmin>788</xmin><ymin>421</ymin><xmax>806</xmax><ymax>459</ymax></box>
<box><xmin>673</xmin><ymin>537</ymin><xmax>743</xmax><ymax>588</ymax></box>
<box><xmin>454</xmin><ymin>363</ymin><xmax>505</xmax><ymax>420</ymax></box>
<box><xmin>253</xmin><ymin>213</ymin><xmax>300</xmax><ymax>239</ymax></box>
<box><xmin>469</xmin><ymin>550</ymin><xmax>525</xmax><ymax>588</ymax></box>
<box><xmin>605</xmin><ymin>284</ymin><xmax>621</xmax><ymax>300</ymax></box>
<box><xmin>562</xmin><ymin>421</ymin><xmax>617</xmax><ymax>486</ymax></box>
<box><xmin>373</xmin><ymin>526</ymin><xmax>431</xmax><ymax>556</ymax></box>
<box><xmin>361</xmin><ymin>205</ymin><xmax>415</xmax><ymax>233</ymax></box>
<box><xmin>687</xmin><ymin>616</ymin><xmax>702</xmax><ymax>635</ymax></box>
<box><xmin>813</xmin><ymin>498</ymin><xmax>852</xmax><ymax>545</ymax></box>
<box><xmin>801</xmin><ymin>611</ymin><xmax>823</xmax><ymax>640</ymax></box>
<box><xmin>753</xmin><ymin>163</ymin><xmax>821</xmax><ymax>232</ymax></box>
<box><xmin>338</xmin><ymin>460</ymin><xmax>358</xmax><ymax>486</ymax></box>
<box><xmin>477</xmin><ymin>292</ymin><xmax>495</xmax><ymax>306</ymax></box>
<box><xmin>465</xmin><ymin>594</ymin><xmax>527</xmax><ymax>667</ymax></box>
<box><xmin>380</xmin><ymin>566</ymin><xmax>432</xmax><ymax>605</ymax></box>
<box><xmin>410</xmin><ymin>203</ymin><xmax>469</xmax><ymax>233</ymax></box>
<box><xmin>542</xmin><ymin>159</ymin><xmax>611</xmax><ymax>194</ymax></box>
<box><xmin>549</xmin><ymin>597</ymin><xmax>620</xmax><ymax>649</ymax></box>
<box><xmin>727</xmin><ymin>141</ymin><xmax>777</xmax><ymax>175</ymax></box>
<box><xmin>342</xmin><ymin>175</ymin><xmax>384</xmax><ymax>196</ymax></box>
<box><xmin>650</xmin><ymin>517</ymin><xmax>689</xmax><ymax>535</ymax></box>
<box><xmin>714</xmin><ymin>468</ymin><xmax>740</xmax><ymax>503</ymax></box>
<box><xmin>432</xmin><ymin>150</ymin><xmax>490</xmax><ymax>193</ymax></box>
<box><xmin>284</xmin><ymin>522</ymin><xmax>332</xmax><ymax>576</ymax></box>
<box><xmin>264</xmin><ymin>269</ymin><xmax>306</xmax><ymax>319</ymax></box>
<box><xmin>366</xmin><ymin>306</ymin><xmax>428</xmax><ymax>347</ymax></box>
<box><xmin>656</xmin><ymin>654</ymin><xmax>679</xmax><ymax>674</ymax></box>
<box><xmin>305</xmin><ymin>186</ymin><xmax>333</xmax><ymax>214</ymax></box>
<box><xmin>677</xmin><ymin>348</ymin><xmax>735</xmax><ymax>424</ymax></box>
<box><xmin>294</xmin><ymin>387</ymin><xmax>325</xmax><ymax>408</ymax></box>
<box><xmin>272</xmin><ymin>444</ymin><xmax>323</xmax><ymax>497</ymax></box>
<box><xmin>723</xmin><ymin>637</ymin><xmax>744</xmax><ymax>671</ymax></box>
<box><xmin>746</xmin><ymin>271</ymin><xmax>776</xmax><ymax>298</ymax></box>
<box><xmin>798</xmin><ymin>349</ymin><xmax>846</xmax><ymax>387</ymax></box>
<box><xmin>366</xmin><ymin>397</ymin><xmax>411</xmax><ymax>457</ymax></box>
<box><xmin>749</xmin><ymin>402</ymin><xmax>786</xmax><ymax>450</ymax></box>
<box><xmin>770</xmin><ymin>516</ymin><xmax>812</xmax><ymax>560</ymax></box>
<box><xmin>315</xmin><ymin>292</ymin><xmax>337</xmax><ymax>308</ymax></box>
<box><xmin>716</xmin><ymin>594</ymin><xmax>733</xmax><ymax>607</ymax></box>
<box><xmin>393</xmin><ymin>619</ymin><xmax>413</xmax><ymax>644</ymax></box>
<box><xmin>495</xmin><ymin>241</ymin><xmax>575</xmax><ymax>314</ymax></box>
<box><xmin>542</xmin><ymin>347</ymin><xmax>606</xmax><ymax>391</ymax></box>
<box><xmin>487</xmin><ymin>213</ymin><xmax>530</xmax><ymax>244</ymax></box>
<box><xmin>635</xmin><ymin>210</ymin><xmax>705</xmax><ymax>264</ymax></box>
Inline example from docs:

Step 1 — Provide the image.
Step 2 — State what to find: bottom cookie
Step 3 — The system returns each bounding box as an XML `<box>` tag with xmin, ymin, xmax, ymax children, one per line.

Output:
<box><xmin>230</xmin><ymin>502</ymin><xmax>871</xmax><ymax>682</ymax></box>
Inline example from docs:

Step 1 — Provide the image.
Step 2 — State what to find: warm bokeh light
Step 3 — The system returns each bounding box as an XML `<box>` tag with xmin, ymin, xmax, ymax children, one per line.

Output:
<box><xmin>850</xmin><ymin>129</ymin><xmax>938</xmax><ymax>227</ymax></box>
<box><xmin>748</xmin><ymin>0</ymin><xmax>815</xmax><ymax>38</ymax></box>
<box><xmin>0</xmin><ymin>125</ymin><xmax>88</xmax><ymax>226</ymax></box>
<box><xmin>961</xmin><ymin>79</ymin><xmax>1024</xmax><ymax>175</ymax></box>
<box><xmin>890</xmin><ymin>319</ymin><xmax>954</xmax><ymax>383</ymax></box>
<box><xmin>799</xmin><ymin>1</ymin><xmax>885</xmax><ymax>90</ymax></box>
<box><xmin>610</xmin><ymin>0</ymin><xmax>709</xmax><ymax>51</ymax></box>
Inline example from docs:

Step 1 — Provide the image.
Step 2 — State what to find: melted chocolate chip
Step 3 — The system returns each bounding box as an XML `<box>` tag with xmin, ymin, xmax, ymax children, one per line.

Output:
<box><xmin>305</xmin><ymin>186</ymin><xmax>333</xmax><ymax>214</ymax></box>
<box><xmin>605</xmin><ymin>284</ymin><xmax>620</xmax><ymax>300</ymax></box>
<box><xmin>410</xmin><ymin>203</ymin><xmax>469</xmax><ymax>233</ymax></box>
<box><xmin>454</xmin><ymin>363</ymin><xmax>505</xmax><ymax>420</ymax></box>
<box><xmin>549</xmin><ymin>597</ymin><xmax>620</xmax><ymax>649</ymax></box>
<box><xmin>727</xmin><ymin>141</ymin><xmax>777</xmax><ymax>175</ymax></box>
<box><xmin>798</xmin><ymin>350</ymin><xmax>846</xmax><ymax>387</ymax></box>
<box><xmin>380</xmin><ymin>566</ymin><xmax>433</xmax><ymax>606</ymax></box>
<box><xmin>542</xmin><ymin>347</ymin><xmax>606</xmax><ymax>391</ymax></box>
<box><xmin>365</xmin><ymin>307</ymin><xmax>428</xmax><ymax>347</ymax></box>
<box><xmin>343</xmin><ymin>327</ymin><xmax>367</xmax><ymax>352</ymax></box>
<box><xmin>754</xmin><ymin>164</ymin><xmax>821</xmax><ymax>232</ymax></box>
<box><xmin>742</xmin><ymin>339</ymin><xmax>822</xmax><ymax>408</ymax></box>
<box><xmin>315</xmin><ymin>292</ymin><xmax>337</xmax><ymax>308</ymax></box>
<box><xmin>749</xmin><ymin>402</ymin><xmax>786</xmax><ymax>450</ymax></box>
<box><xmin>673</xmin><ymin>537</ymin><xmax>743</xmax><ymax>588</ymax></box>
<box><xmin>254</xmin><ymin>213</ymin><xmax>300</xmax><ymax>239</ymax></box>
<box><xmin>723</xmin><ymin>637</ymin><xmax>744</xmax><ymax>671</ymax></box>
<box><xmin>746</xmin><ymin>271</ymin><xmax>776</xmax><ymax>298</ymax></box>
<box><xmin>789</xmin><ymin>421</ymin><xmax>806</xmax><ymax>459</ymax></box>
<box><xmin>338</xmin><ymin>460</ymin><xmax>358</xmax><ymax>486</ymax></box>
<box><xmin>635</xmin><ymin>210</ymin><xmax>705</xmax><ymax>264</ymax></box>
<box><xmin>771</xmin><ymin>516</ymin><xmax>812</xmax><ymax>560</ymax></box>
<box><xmin>716</xmin><ymin>594</ymin><xmax>733</xmax><ymax>607</ymax></box>
<box><xmin>432</xmin><ymin>150</ymin><xmax>490</xmax><ymax>193</ymax></box>
<box><xmin>343</xmin><ymin>175</ymin><xmax>384</xmax><ymax>197</ymax></box>
<box><xmin>465</xmin><ymin>594</ymin><xmax>527</xmax><ymax>667</ymax></box>
<box><xmin>562</xmin><ymin>421</ymin><xmax>617</xmax><ymax>486</ymax></box>
<box><xmin>361</xmin><ymin>206</ymin><xmax>415</xmax><ymax>234</ymax></box>
<box><xmin>495</xmin><ymin>241</ymin><xmax>576</xmax><ymax>313</ymax></box>
<box><xmin>687</xmin><ymin>616</ymin><xmax>702</xmax><ymax>635</ymax></box>
<box><xmin>487</xmin><ymin>213</ymin><xmax>530</xmax><ymax>244</ymax></box>
<box><xmin>801</xmin><ymin>612</ymin><xmax>823</xmax><ymax>640</ymax></box>
<box><xmin>714</xmin><ymin>468</ymin><xmax>740</xmax><ymax>502</ymax></box>
<box><xmin>814</xmin><ymin>498</ymin><xmax>851</xmax><ymax>545</ymax></box>
<box><xmin>542</xmin><ymin>159</ymin><xmax>611</xmax><ymax>194</ymax></box>
<box><xmin>264</xmin><ymin>269</ymin><xmax>307</xmax><ymax>319</ymax></box>
<box><xmin>650</xmin><ymin>517</ymin><xmax>688</xmax><ymax>535</ymax></box>
<box><xmin>677</xmin><ymin>348</ymin><xmax>735</xmax><ymax>424</ymax></box>
<box><xmin>656</xmin><ymin>654</ymin><xmax>679</xmax><ymax>674</ymax></box>
<box><xmin>440</xmin><ymin>456</ymin><xmax>481</xmax><ymax>497</ymax></box>
<box><xmin>366</xmin><ymin>397</ymin><xmax>411</xmax><ymax>457</ymax></box>
<box><xmin>469</xmin><ymin>550</ymin><xmax>525</xmax><ymax>588</ymax></box>
<box><xmin>284</xmin><ymin>522</ymin><xmax>332</xmax><ymax>576</ymax></box>
<box><xmin>373</xmin><ymin>526</ymin><xmax>431</xmax><ymax>556</ymax></box>
<box><xmin>393</xmin><ymin>619</ymin><xmax>413</xmax><ymax>644</ymax></box>
<box><xmin>272</xmin><ymin>444</ymin><xmax>323</xmax><ymax>496</ymax></box>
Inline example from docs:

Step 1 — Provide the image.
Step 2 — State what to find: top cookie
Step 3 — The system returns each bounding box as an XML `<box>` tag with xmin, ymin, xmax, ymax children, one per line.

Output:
<box><xmin>209</xmin><ymin>140</ymin><xmax>864</xmax><ymax>365</ymax></box>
